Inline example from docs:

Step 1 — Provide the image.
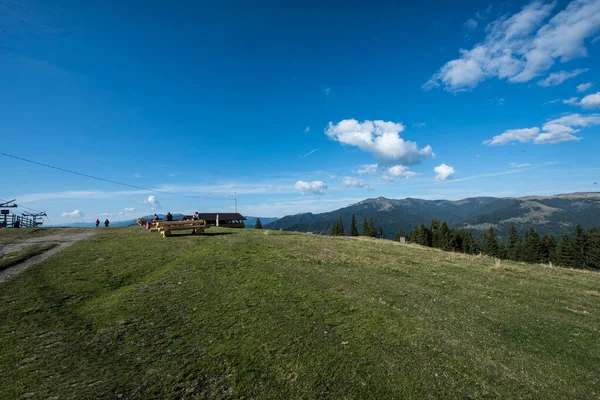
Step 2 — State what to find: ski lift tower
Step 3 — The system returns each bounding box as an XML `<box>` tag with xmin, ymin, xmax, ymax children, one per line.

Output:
<box><xmin>0</xmin><ymin>199</ymin><xmax>18</xmax><ymax>227</ymax></box>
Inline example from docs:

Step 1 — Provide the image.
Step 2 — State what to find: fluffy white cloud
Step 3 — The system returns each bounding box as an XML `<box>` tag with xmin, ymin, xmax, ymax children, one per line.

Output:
<box><xmin>341</xmin><ymin>177</ymin><xmax>374</xmax><ymax>191</ymax></box>
<box><xmin>61</xmin><ymin>210</ymin><xmax>83</xmax><ymax>218</ymax></box>
<box><xmin>536</xmin><ymin>113</ymin><xmax>600</xmax><ymax>143</ymax></box>
<box><xmin>325</xmin><ymin>119</ymin><xmax>434</xmax><ymax>164</ymax></box>
<box><xmin>124</xmin><ymin>207</ymin><xmax>136</xmax><ymax>212</ymax></box>
<box><xmin>425</xmin><ymin>0</ymin><xmax>600</xmax><ymax>92</ymax></box>
<box><xmin>577</xmin><ymin>82</ymin><xmax>594</xmax><ymax>92</ymax></box>
<box><xmin>356</xmin><ymin>163</ymin><xmax>378</xmax><ymax>175</ymax></box>
<box><xmin>580</xmin><ymin>92</ymin><xmax>600</xmax><ymax>108</ymax></box>
<box><xmin>434</xmin><ymin>164</ymin><xmax>456</xmax><ymax>181</ymax></box>
<box><xmin>563</xmin><ymin>97</ymin><xmax>579</xmax><ymax>104</ymax></box>
<box><xmin>464</xmin><ymin>18</ymin><xmax>478</xmax><ymax>31</ymax></box>
<box><xmin>488</xmin><ymin>113</ymin><xmax>600</xmax><ymax>145</ymax></box>
<box><xmin>386</xmin><ymin>165</ymin><xmax>417</xmax><ymax>179</ymax></box>
<box><xmin>146</xmin><ymin>195</ymin><xmax>160</xmax><ymax>209</ymax></box>
<box><xmin>484</xmin><ymin>127</ymin><xmax>540</xmax><ymax>145</ymax></box>
<box><xmin>294</xmin><ymin>180</ymin><xmax>327</xmax><ymax>195</ymax></box>
<box><xmin>537</xmin><ymin>69</ymin><xmax>588</xmax><ymax>87</ymax></box>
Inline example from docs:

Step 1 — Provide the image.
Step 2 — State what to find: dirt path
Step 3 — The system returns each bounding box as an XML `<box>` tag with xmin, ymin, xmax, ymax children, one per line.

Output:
<box><xmin>0</xmin><ymin>230</ymin><xmax>96</xmax><ymax>284</ymax></box>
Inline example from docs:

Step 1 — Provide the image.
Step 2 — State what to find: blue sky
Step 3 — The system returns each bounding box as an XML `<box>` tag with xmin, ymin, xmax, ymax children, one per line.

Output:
<box><xmin>2</xmin><ymin>0</ymin><xmax>600</xmax><ymax>223</ymax></box>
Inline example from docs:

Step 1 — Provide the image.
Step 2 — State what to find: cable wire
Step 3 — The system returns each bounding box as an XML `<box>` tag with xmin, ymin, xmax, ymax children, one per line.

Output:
<box><xmin>1</xmin><ymin>152</ymin><xmax>206</xmax><ymax>199</ymax></box>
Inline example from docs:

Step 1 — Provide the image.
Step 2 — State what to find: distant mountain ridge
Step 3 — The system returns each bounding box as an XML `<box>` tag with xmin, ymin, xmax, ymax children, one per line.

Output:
<box><xmin>265</xmin><ymin>192</ymin><xmax>600</xmax><ymax>240</ymax></box>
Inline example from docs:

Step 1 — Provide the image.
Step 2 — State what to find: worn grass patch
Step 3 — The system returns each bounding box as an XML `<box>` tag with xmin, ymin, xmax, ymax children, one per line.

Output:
<box><xmin>1</xmin><ymin>227</ymin><xmax>599</xmax><ymax>399</ymax></box>
<box><xmin>0</xmin><ymin>243</ymin><xmax>59</xmax><ymax>271</ymax></box>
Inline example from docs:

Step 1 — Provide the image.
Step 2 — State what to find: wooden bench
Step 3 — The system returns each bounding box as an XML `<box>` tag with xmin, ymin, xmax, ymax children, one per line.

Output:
<box><xmin>151</xmin><ymin>220</ymin><xmax>209</xmax><ymax>237</ymax></box>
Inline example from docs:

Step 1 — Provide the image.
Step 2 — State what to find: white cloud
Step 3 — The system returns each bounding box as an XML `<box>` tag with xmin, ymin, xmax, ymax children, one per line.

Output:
<box><xmin>324</xmin><ymin>87</ymin><xmax>331</xmax><ymax>96</ymax></box>
<box><xmin>146</xmin><ymin>195</ymin><xmax>160</xmax><ymax>209</ymax></box>
<box><xmin>545</xmin><ymin>98</ymin><xmax>561</xmax><ymax>104</ymax></box>
<box><xmin>412</xmin><ymin>122</ymin><xmax>426</xmax><ymax>128</ymax></box>
<box><xmin>304</xmin><ymin>126</ymin><xmax>310</xmax><ymax>133</ymax></box>
<box><xmin>484</xmin><ymin>127</ymin><xmax>540</xmax><ymax>145</ymax></box>
<box><xmin>537</xmin><ymin>68</ymin><xmax>588</xmax><ymax>87</ymax></box>
<box><xmin>563</xmin><ymin>97</ymin><xmax>579</xmax><ymax>104</ymax></box>
<box><xmin>577</xmin><ymin>82</ymin><xmax>594</xmax><ymax>92</ymax></box>
<box><xmin>356</xmin><ymin>163</ymin><xmax>378</xmax><ymax>175</ymax></box>
<box><xmin>341</xmin><ymin>177</ymin><xmax>374</xmax><ymax>191</ymax></box>
<box><xmin>425</xmin><ymin>0</ymin><xmax>600</xmax><ymax>92</ymax></box>
<box><xmin>536</xmin><ymin>113</ymin><xmax>600</xmax><ymax>143</ymax></box>
<box><xmin>486</xmin><ymin>114</ymin><xmax>600</xmax><ymax>145</ymax></box>
<box><xmin>386</xmin><ymin>165</ymin><xmax>417</xmax><ymax>179</ymax></box>
<box><xmin>124</xmin><ymin>207</ymin><xmax>136</xmax><ymax>212</ymax></box>
<box><xmin>325</xmin><ymin>119</ymin><xmax>434</xmax><ymax>164</ymax></box>
<box><xmin>580</xmin><ymin>91</ymin><xmax>600</xmax><ymax>108</ymax></box>
<box><xmin>509</xmin><ymin>162</ymin><xmax>532</xmax><ymax>168</ymax></box>
<box><xmin>294</xmin><ymin>180</ymin><xmax>327</xmax><ymax>195</ymax></box>
<box><xmin>61</xmin><ymin>210</ymin><xmax>83</xmax><ymax>218</ymax></box>
<box><xmin>303</xmin><ymin>149</ymin><xmax>319</xmax><ymax>158</ymax></box>
<box><xmin>434</xmin><ymin>164</ymin><xmax>456</xmax><ymax>181</ymax></box>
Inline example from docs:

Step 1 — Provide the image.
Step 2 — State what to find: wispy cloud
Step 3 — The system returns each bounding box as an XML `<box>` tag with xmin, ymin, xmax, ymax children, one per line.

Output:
<box><xmin>341</xmin><ymin>177</ymin><xmax>374</xmax><ymax>191</ymax></box>
<box><xmin>537</xmin><ymin>69</ymin><xmax>588</xmax><ymax>87</ymax></box>
<box><xmin>412</xmin><ymin>122</ymin><xmax>426</xmax><ymax>128</ymax></box>
<box><xmin>509</xmin><ymin>162</ymin><xmax>532</xmax><ymax>168</ymax></box>
<box><xmin>61</xmin><ymin>209</ymin><xmax>83</xmax><ymax>218</ymax></box>
<box><xmin>324</xmin><ymin>87</ymin><xmax>331</xmax><ymax>96</ymax></box>
<box><xmin>424</xmin><ymin>1</ymin><xmax>600</xmax><ymax>92</ymax></box>
<box><xmin>577</xmin><ymin>82</ymin><xmax>594</xmax><ymax>93</ymax></box>
<box><xmin>304</xmin><ymin>126</ymin><xmax>310</xmax><ymax>133</ymax></box>
<box><xmin>303</xmin><ymin>149</ymin><xmax>319</xmax><ymax>158</ymax></box>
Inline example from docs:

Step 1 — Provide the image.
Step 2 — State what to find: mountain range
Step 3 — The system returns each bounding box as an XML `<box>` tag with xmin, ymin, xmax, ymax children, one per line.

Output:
<box><xmin>265</xmin><ymin>192</ymin><xmax>600</xmax><ymax>240</ymax></box>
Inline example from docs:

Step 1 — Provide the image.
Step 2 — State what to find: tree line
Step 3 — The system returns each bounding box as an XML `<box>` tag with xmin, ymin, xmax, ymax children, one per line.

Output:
<box><xmin>330</xmin><ymin>214</ymin><xmax>383</xmax><ymax>238</ymax></box>
<box><xmin>330</xmin><ymin>214</ymin><xmax>600</xmax><ymax>270</ymax></box>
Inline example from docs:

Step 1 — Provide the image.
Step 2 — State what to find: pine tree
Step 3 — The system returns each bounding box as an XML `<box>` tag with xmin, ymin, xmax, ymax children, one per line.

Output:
<box><xmin>586</xmin><ymin>228</ymin><xmax>600</xmax><ymax>270</ymax></box>
<box><xmin>369</xmin><ymin>217</ymin><xmax>376</xmax><ymax>238</ymax></box>
<box><xmin>541</xmin><ymin>234</ymin><xmax>557</xmax><ymax>264</ymax></box>
<box><xmin>506</xmin><ymin>225</ymin><xmax>521</xmax><ymax>261</ymax></box>
<box><xmin>255</xmin><ymin>218</ymin><xmax>263</xmax><ymax>229</ymax></box>
<box><xmin>337</xmin><ymin>216</ymin><xmax>345</xmax><ymax>236</ymax></box>
<box><xmin>350</xmin><ymin>213</ymin><xmax>359</xmax><ymax>236</ymax></box>
<box><xmin>557</xmin><ymin>232</ymin><xmax>575</xmax><ymax>268</ymax></box>
<box><xmin>439</xmin><ymin>221</ymin><xmax>454</xmax><ymax>251</ymax></box>
<box><xmin>573</xmin><ymin>224</ymin><xmax>588</xmax><ymax>269</ymax></box>
<box><xmin>523</xmin><ymin>227</ymin><xmax>542</xmax><ymax>264</ymax></box>
<box><xmin>482</xmin><ymin>226</ymin><xmax>499</xmax><ymax>257</ymax></box>
<box><xmin>362</xmin><ymin>217</ymin><xmax>369</xmax><ymax>236</ymax></box>
<box><xmin>330</xmin><ymin>220</ymin><xmax>338</xmax><ymax>236</ymax></box>
<box><xmin>377</xmin><ymin>227</ymin><xmax>384</xmax><ymax>238</ymax></box>
<box><xmin>429</xmin><ymin>220</ymin><xmax>441</xmax><ymax>249</ymax></box>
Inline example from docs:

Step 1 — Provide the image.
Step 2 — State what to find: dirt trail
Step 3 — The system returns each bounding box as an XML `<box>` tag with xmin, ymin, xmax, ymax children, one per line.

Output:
<box><xmin>0</xmin><ymin>230</ymin><xmax>96</xmax><ymax>284</ymax></box>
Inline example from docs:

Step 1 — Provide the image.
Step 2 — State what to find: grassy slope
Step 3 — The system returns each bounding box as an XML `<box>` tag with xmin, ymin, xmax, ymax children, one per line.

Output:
<box><xmin>0</xmin><ymin>243</ymin><xmax>58</xmax><ymax>271</ymax></box>
<box><xmin>0</xmin><ymin>227</ymin><xmax>599</xmax><ymax>399</ymax></box>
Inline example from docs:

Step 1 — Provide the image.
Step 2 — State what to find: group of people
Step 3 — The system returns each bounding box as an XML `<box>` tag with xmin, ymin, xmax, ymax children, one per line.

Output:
<box><xmin>152</xmin><ymin>212</ymin><xmax>174</xmax><ymax>221</ymax></box>
<box><xmin>95</xmin><ymin>219</ymin><xmax>110</xmax><ymax>227</ymax></box>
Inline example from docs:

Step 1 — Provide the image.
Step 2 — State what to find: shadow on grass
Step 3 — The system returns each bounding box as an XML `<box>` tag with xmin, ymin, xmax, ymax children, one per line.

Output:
<box><xmin>167</xmin><ymin>232</ymin><xmax>234</xmax><ymax>238</ymax></box>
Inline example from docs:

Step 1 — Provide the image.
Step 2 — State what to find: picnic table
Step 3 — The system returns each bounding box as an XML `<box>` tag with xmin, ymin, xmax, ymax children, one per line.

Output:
<box><xmin>150</xmin><ymin>219</ymin><xmax>209</xmax><ymax>237</ymax></box>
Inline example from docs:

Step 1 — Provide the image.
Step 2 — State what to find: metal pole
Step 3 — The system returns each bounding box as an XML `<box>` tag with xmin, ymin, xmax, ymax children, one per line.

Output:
<box><xmin>234</xmin><ymin>192</ymin><xmax>237</xmax><ymax>213</ymax></box>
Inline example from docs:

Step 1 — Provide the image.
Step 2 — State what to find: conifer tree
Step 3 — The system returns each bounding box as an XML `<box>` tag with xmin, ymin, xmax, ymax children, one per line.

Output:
<box><xmin>362</xmin><ymin>217</ymin><xmax>369</xmax><ymax>236</ymax></box>
<box><xmin>255</xmin><ymin>218</ymin><xmax>263</xmax><ymax>229</ymax></box>
<box><xmin>350</xmin><ymin>213</ymin><xmax>359</xmax><ymax>236</ymax></box>
<box><xmin>369</xmin><ymin>217</ymin><xmax>376</xmax><ymax>237</ymax></box>
<box><xmin>586</xmin><ymin>228</ymin><xmax>600</xmax><ymax>270</ymax></box>
<box><xmin>573</xmin><ymin>224</ymin><xmax>588</xmax><ymax>269</ymax></box>
<box><xmin>523</xmin><ymin>227</ymin><xmax>542</xmax><ymax>264</ymax></box>
<box><xmin>337</xmin><ymin>216</ymin><xmax>345</xmax><ymax>236</ymax></box>
<box><xmin>557</xmin><ymin>232</ymin><xmax>575</xmax><ymax>268</ymax></box>
<box><xmin>541</xmin><ymin>234</ymin><xmax>557</xmax><ymax>264</ymax></box>
<box><xmin>377</xmin><ymin>227</ymin><xmax>384</xmax><ymax>238</ymax></box>
<box><xmin>429</xmin><ymin>220</ymin><xmax>442</xmax><ymax>249</ymax></box>
<box><xmin>482</xmin><ymin>226</ymin><xmax>499</xmax><ymax>257</ymax></box>
<box><xmin>506</xmin><ymin>225</ymin><xmax>521</xmax><ymax>261</ymax></box>
<box><xmin>330</xmin><ymin>220</ymin><xmax>338</xmax><ymax>236</ymax></box>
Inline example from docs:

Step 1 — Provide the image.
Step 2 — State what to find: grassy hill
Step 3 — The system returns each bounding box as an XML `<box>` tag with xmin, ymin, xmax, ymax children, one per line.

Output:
<box><xmin>1</xmin><ymin>227</ymin><xmax>599</xmax><ymax>399</ymax></box>
<box><xmin>266</xmin><ymin>193</ymin><xmax>600</xmax><ymax>239</ymax></box>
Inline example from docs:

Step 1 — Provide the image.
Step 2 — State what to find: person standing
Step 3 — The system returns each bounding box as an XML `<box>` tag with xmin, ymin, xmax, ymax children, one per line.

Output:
<box><xmin>96</xmin><ymin>219</ymin><xmax>100</xmax><ymax>227</ymax></box>
<box><xmin>104</xmin><ymin>219</ymin><xmax>110</xmax><ymax>227</ymax></box>
<box><xmin>166</xmin><ymin>212</ymin><xmax>173</xmax><ymax>221</ymax></box>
